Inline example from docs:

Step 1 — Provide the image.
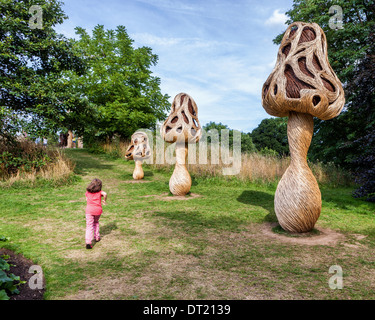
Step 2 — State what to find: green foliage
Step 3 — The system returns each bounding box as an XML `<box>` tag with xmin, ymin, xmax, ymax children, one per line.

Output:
<box><xmin>203</xmin><ymin>122</ymin><xmax>257</xmax><ymax>153</ymax></box>
<box><xmin>0</xmin><ymin>238</ymin><xmax>24</xmax><ymax>300</ymax></box>
<box><xmin>70</xmin><ymin>25</ymin><xmax>170</xmax><ymax>140</ymax></box>
<box><xmin>0</xmin><ymin>139</ymin><xmax>57</xmax><ymax>178</ymax></box>
<box><xmin>0</xmin><ymin>151</ymin><xmax>51</xmax><ymax>175</ymax></box>
<box><xmin>203</xmin><ymin>121</ymin><xmax>230</xmax><ymax>132</ymax></box>
<box><xmin>0</xmin><ymin>0</ymin><xmax>87</xmax><ymax>137</ymax></box>
<box><xmin>259</xmin><ymin>147</ymin><xmax>279</xmax><ymax>157</ymax></box>
<box><xmin>240</xmin><ymin>133</ymin><xmax>257</xmax><ymax>153</ymax></box>
<box><xmin>250</xmin><ymin>118</ymin><xmax>288</xmax><ymax>156</ymax></box>
<box><xmin>350</xmin><ymin>34</ymin><xmax>375</xmax><ymax>202</ymax></box>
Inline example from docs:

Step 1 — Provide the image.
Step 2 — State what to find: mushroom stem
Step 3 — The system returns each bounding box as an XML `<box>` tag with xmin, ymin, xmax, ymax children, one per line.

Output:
<box><xmin>133</xmin><ymin>160</ymin><xmax>144</xmax><ymax>180</ymax></box>
<box><xmin>169</xmin><ymin>141</ymin><xmax>191</xmax><ymax>196</ymax></box>
<box><xmin>274</xmin><ymin>111</ymin><xmax>321</xmax><ymax>233</ymax></box>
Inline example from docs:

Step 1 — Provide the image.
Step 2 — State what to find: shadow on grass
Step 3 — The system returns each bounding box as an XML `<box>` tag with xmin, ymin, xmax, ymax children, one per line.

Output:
<box><xmin>101</xmin><ymin>221</ymin><xmax>118</xmax><ymax>237</ymax></box>
<box><xmin>119</xmin><ymin>170</ymin><xmax>154</xmax><ymax>181</ymax></box>
<box><xmin>320</xmin><ymin>186</ymin><xmax>375</xmax><ymax>213</ymax></box>
<box><xmin>156</xmin><ymin>210</ymin><xmax>246</xmax><ymax>233</ymax></box>
<box><xmin>144</xmin><ymin>171</ymin><xmax>154</xmax><ymax>177</ymax></box>
<box><xmin>237</xmin><ymin>190</ymin><xmax>277</xmax><ymax>222</ymax></box>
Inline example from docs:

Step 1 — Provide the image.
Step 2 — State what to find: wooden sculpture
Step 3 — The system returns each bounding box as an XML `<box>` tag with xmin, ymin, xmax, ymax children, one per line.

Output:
<box><xmin>125</xmin><ymin>131</ymin><xmax>151</xmax><ymax>180</ymax></box>
<box><xmin>161</xmin><ymin>93</ymin><xmax>202</xmax><ymax>196</ymax></box>
<box><xmin>261</xmin><ymin>22</ymin><xmax>345</xmax><ymax>233</ymax></box>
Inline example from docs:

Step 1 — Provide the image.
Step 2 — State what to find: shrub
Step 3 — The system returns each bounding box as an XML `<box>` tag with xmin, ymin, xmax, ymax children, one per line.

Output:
<box><xmin>0</xmin><ymin>238</ymin><xmax>25</xmax><ymax>300</ymax></box>
<box><xmin>0</xmin><ymin>138</ymin><xmax>74</xmax><ymax>186</ymax></box>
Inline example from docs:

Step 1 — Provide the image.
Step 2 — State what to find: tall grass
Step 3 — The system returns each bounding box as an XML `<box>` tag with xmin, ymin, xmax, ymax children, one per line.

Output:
<box><xmin>93</xmin><ymin>140</ymin><xmax>352</xmax><ymax>187</ymax></box>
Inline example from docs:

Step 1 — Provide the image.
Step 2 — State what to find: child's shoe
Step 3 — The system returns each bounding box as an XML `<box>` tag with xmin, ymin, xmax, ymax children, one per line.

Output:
<box><xmin>95</xmin><ymin>237</ymin><xmax>101</xmax><ymax>242</ymax></box>
<box><xmin>86</xmin><ymin>244</ymin><xmax>93</xmax><ymax>249</ymax></box>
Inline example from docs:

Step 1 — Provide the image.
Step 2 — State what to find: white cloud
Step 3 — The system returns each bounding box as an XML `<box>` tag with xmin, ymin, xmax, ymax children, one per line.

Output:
<box><xmin>132</xmin><ymin>33</ymin><xmax>181</xmax><ymax>46</ymax></box>
<box><xmin>265</xmin><ymin>9</ymin><xmax>287</xmax><ymax>27</ymax></box>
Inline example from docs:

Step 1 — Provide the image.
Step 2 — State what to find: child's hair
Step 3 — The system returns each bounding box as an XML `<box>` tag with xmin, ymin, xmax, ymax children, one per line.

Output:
<box><xmin>86</xmin><ymin>178</ymin><xmax>102</xmax><ymax>193</ymax></box>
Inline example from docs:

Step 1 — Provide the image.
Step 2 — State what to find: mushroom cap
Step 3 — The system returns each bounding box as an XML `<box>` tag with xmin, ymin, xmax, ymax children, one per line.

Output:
<box><xmin>161</xmin><ymin>93</ymin><xmax>202</xmax><ymax>144</ymax></box>
<box><xmin>125</xmin><ymin>131</ymin><xmax>151</xmax><ymax>161</ymax></box>
<box><xmin>262</xmin><ymin>22</ymin><xmax>345</xmax><ymax>120</ymax></box>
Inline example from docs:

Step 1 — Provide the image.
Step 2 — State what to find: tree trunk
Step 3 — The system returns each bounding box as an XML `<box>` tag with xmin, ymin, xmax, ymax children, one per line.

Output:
<box><xmin>67</xmin><ymin>130</ymin><xmax>73</xmax><ymax>149</ymax></box>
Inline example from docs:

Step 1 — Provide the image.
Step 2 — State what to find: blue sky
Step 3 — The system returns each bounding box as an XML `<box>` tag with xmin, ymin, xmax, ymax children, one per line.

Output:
<box><xmin>55</xmin><ymin>0</ymin><xmax>294</xmax><ymax>133</ymax></box>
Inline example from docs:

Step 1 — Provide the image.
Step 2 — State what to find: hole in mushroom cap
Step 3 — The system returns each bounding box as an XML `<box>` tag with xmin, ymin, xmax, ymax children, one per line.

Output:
<box><xmin>192</xmin><ymin>118</ymin><xmax>199</xmax><ymax>128</ymax></box>
<box><xmin>298</xmin><ymin>26</ymin><xmax>316</xmax><ymax>44</ymax></box>
<box><xmin>126</xmin><ymin>153</ymin><xmax>132</xmax><ymax>158</ymax></box>
<box><xmin>289</xmin><ymin>26</ymin><xmax>298</xmax><ymax>38</ymax></box>
<box><xmin>127</xmin><ymin>145</ymin><xmax>134</xmax><ymax>152</ymax></box>
<box><xmin>294</xmin><ymin>48</ymin><xmax>306</xmax><ymax>55</ymax></box>
<box><xmin>312</xmin><ymin>53</ymin><xmax>323</xmax><ymax>71</ymax></box>
<box><xmin>166</xmin><ymin>126</ymin><xmax>172</xmax><ymax>133</ymax></box>
<box><xmin>285</xmin><ymin>64</ymin><xmax>315</xmax><ymax>99</ymax></box>
<box><xmin>181</xmin><ymin>111</ymin><xmax>189</xmax><ymax>124</ymax></box>
<box><xmin>171</xmin><ymin>116</ymin><xmax>179</xmax><ymax>123</ymax></box>
<box><xmin>146</xmin><ymin>151</ymin><xmax>150</xmax><ymax>155</ymax></box>
<box><xmin>313</xmin><ymin>95</ymin><xmax>321</xmax><ymax>106</ymax></box>
<box><xmin>188</xmin><ymin>99</ymin><xmax>196</xmax><ymax>116</ymax></box>
<box><xmin>274</xmin><ymin>84</ymin><xmax>278</xmax><ymax>95</ymax></box>
<box><xmin>321</xmin><ymin>77</ymin><xmax>335</xmax><ymax>92</ymax></box>
<box><xmin>180</xmin><ymin>94</ymin><xmax>186</xmax><ymax>106</ymax></box>
<box><xmin>263</xmin><ymin>83</ymin><xmax>270</xmax><ymax>98</ymax></box>
<box><xmin>177</xmin><ymin>126</ymin><xmax>183</xmax><ymax>133</ymax></box>
<box><xmin>298</xmin><ymin>57</ymin><xmax>314</xmax><ymax>78</ymax></box>
<box><xmin>191</xmin><ymin>128</ymin><xmax>197</xmax><ymax>136</ymax></box>
<box><xmin>282</xmin><ymin>43</ymin><xmax>291</xmax><ymax>57</ymax></box>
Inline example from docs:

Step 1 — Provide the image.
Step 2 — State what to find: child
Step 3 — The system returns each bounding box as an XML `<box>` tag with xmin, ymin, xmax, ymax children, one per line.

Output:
<box><xmin>85</xmin><ymin>178</ymin><xmax>107</xmax><ymax>249</ymax></box>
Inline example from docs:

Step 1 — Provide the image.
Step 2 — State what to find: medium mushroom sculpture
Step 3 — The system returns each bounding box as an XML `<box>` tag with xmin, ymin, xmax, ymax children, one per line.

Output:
<box><xmin>125</xmin><ymin>131</ymin><xmax>151</xmax><ymax>180</ymax></box>
<box><xmin>161</xmin><ymin>93</ymin><xmax>202</xmax><ymax>196</ymax></box>
<box><xmin>261</xmin><ymin>22</ymin><xmax>345</xmax><ymax>233</ymax></box>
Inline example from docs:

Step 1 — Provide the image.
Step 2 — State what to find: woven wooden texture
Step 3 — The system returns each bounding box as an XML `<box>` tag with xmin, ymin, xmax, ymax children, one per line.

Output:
<box><xmin>261</xmin><ymin>22</ymin><xmax>345</xmax><ymax>233</ymax></box>
<box><xmin>125</xmin><ymin>131</ymin><xmax>151</xmax><ymax>180</ymax></box>
<box><xmin>161</xmin><ymin>93</ymin><xmax>202</xmax><ymax>196</ymax></box>
<box><xmin>262</xmin><ymin>22</ymin><xmax>345</xmax><ymax>120</ymax></box>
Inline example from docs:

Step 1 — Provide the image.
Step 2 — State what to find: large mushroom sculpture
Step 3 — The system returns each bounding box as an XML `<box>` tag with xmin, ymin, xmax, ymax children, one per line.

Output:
<box><xmin>261</xmin><ymin>22</ymin><xmax>345</xmax><ymax>233</ymax></box>
<box><xmin>125</xmin><ymin>131</ymin><xmax>151</xmax><ymax>180</ymax></box>
<box><xmin>161</xmin><ymin>93</ymin><xmax>202</xmax><ymax>196</ymax></box>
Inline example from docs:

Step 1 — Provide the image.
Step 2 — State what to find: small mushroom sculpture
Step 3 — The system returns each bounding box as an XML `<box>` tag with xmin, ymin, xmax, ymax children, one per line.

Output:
<box><xmin>161</xmin><ymin>93</ymin><xmax>202</xmax><ymax>196</ymax></box>
<box><xmin>125</xmin><ymin>131</ymin><xmax>151</xmax><ymax>180</ymax></box>
<box><xmin>261</xmin><ymin>22</ymin><xmax>345</xmax><ymax>233</ymax></box>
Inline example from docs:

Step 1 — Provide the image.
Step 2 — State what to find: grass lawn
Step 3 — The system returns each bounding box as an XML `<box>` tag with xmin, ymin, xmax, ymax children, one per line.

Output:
<box><xmin>1</xmin><ymin>149</ymin><xmax>375</xmax><ymax>299</ymax></box>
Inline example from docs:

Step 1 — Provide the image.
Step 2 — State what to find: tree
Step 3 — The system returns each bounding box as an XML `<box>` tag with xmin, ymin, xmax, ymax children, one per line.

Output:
<box><xmin>70</xmin><ymin>25</ymin><xmax>170</xmax><ymax>141</ymax></box>
<box><xmin>350</xmin><ymin>32</ymin><xmax>375</xmax><ymax>202</ymax></box>
<box><xmin>0</xmin><ymin>0</ymin><xmax>87</xmax><ymax>138</ymax></box>
<box><xmin>203</xmin><ymin>121</ymin><xmax>256</xmax><ymax>153</ymax></box>
<box><xmin>250</xmin><ymin>118</ymin><xmax>288</xmax><ymax>156</ymax></box>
